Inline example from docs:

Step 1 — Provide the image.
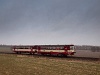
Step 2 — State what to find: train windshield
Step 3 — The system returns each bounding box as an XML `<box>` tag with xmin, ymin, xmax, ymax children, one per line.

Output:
<box><xmin>70</xmin><ymin>46</ymin><xmax>74</xmax><ymax>50</ymax></box>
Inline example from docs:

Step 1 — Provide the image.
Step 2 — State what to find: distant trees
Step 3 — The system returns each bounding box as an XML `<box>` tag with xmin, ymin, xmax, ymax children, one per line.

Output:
<box><xmin>75</xmin><ymin>45</ymin><xmax>100</xmax><ymax>52</ymax></box>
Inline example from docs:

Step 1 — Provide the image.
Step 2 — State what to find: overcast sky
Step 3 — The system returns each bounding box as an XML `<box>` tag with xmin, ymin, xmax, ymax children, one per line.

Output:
<box><xmin>0</xmin><ymin>0</ymin><xmax>100</xmax><ymax>45</ymax></box>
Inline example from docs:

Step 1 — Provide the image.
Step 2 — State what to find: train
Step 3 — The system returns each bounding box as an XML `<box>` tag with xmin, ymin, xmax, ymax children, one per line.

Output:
<box><xmin>12</xmin><ymin>45</ymin><xmax>76</xmax><ymax>56</ymax></box>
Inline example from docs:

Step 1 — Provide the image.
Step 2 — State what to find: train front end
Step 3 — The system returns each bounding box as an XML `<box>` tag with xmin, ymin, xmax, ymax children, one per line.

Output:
<box><xmin>64</xmin><ymin>45</ymin><xmax>76</xmax><ymax>55</ymax></box>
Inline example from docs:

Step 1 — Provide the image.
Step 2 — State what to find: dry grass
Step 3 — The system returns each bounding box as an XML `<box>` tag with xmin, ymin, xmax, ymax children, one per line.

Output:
<box><xmin>0</xmin><ymin>54</ymin><xmax>100</xmax><ymax>75</ymax></box>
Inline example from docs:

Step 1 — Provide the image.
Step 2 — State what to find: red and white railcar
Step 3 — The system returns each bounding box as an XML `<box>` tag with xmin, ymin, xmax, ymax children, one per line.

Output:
<box><xmin>35</xmin><ymin>45</ymin><xmax>76</xmax><ymax>56</ymax></box>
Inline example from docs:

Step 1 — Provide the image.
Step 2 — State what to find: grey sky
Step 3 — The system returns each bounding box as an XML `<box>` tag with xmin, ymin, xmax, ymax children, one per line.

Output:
<box><xmin>0</xmin><ymin>0</ymin><xmax>100</xmax><ymax>45</ymax></box>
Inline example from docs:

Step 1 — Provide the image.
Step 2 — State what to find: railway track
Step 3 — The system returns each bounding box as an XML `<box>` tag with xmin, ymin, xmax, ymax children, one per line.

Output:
<box><xmin>0</xmin><ymin>52</ymin><xmax>99</xmax><ymax>62</ymax></box>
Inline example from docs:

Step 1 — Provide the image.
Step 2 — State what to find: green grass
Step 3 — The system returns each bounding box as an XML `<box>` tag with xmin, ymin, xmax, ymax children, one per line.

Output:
<box><xmin>0</xmin><ymin>54</ymin><xmax>100</xmax><ymax>75</ymax></box>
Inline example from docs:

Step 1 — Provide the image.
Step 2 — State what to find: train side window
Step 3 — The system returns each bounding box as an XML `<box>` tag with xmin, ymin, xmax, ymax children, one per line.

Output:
<box><xmin>20</xmin><ymin>47</ymin><xmax>23</xmax><ymax>49</ymax></box>
<box><xmin>50</xmin><ymin>47</ymin><xmax>52</xmax><ymax>50</ymax></box>
<box><xmin>60</xmin><ymin>47</ymin><xmax>63</xmax><ymax>50</ymax></box>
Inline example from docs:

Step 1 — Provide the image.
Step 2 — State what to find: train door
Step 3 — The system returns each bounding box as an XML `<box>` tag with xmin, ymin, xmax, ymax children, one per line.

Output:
<box><xmin>64</xmin><ymin>45</ymin><xmax>70</xmax><ymax>52</ymax></box>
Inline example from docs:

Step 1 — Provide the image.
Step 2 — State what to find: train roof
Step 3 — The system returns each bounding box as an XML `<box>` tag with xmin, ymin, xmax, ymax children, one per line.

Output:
<box><xmin>13</xmin><ymin>44</ymin><xmax>74</xmax><ymax>48</ymax></box>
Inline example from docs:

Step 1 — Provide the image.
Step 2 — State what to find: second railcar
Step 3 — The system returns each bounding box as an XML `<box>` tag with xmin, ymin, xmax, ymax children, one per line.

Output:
<box><xmin>13</xmin><ymin>46</ymin><xmax>35</xmax><ymax>54</ymax></box>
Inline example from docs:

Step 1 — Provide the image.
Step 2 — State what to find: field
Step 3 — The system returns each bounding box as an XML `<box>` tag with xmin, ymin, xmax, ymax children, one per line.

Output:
<box><xmin>0</xmin><ymin>54</ymin><xmax>100</xmax><ymax>75</ymax></box>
